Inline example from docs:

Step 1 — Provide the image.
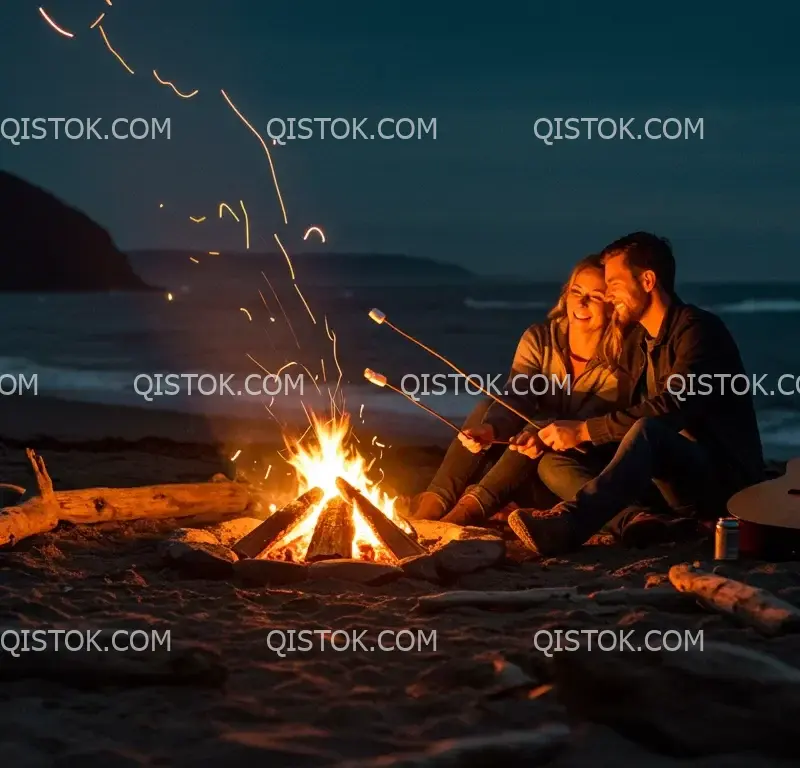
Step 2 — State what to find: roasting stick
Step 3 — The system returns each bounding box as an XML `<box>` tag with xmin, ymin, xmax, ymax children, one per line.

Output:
<box><xmin>364</xmin><ymin>369</ymin><xmax>511</xmax><ymax>445</ymax></box>
<box><xmin>369</xmin><ymin>308</ymin><xmax>541</xmax><ymax>428</ymax></box>
<box><xmin>368</xmin><ymin>309</ymin><xmax>587</xmax><ymax>453</ymax></box>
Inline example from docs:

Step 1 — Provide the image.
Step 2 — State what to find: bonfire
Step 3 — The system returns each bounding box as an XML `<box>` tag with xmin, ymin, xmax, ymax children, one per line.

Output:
<box><xmin>231</xmin><ymin>413</ymin><xmax>425</xmax><ymax>565</ymax></box>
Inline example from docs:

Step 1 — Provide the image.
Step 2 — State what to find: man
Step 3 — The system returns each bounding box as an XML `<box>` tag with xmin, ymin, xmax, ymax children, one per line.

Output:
<box><xmin>506</xmin><ymin>231</ymin><xmax>765</xmax><ymax>555</ymax></box>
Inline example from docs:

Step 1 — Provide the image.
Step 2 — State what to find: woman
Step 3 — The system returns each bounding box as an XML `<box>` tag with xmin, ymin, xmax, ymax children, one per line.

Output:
<box><xmin>409</xmin><ymin>253</ymin><xmax>622</xmax><ymax>526</ymax></box>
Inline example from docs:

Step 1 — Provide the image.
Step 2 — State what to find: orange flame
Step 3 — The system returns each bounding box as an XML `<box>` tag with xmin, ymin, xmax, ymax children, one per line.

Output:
<box><xmin>266</xmin><ymin>412</ymin><xmax>410</xmax><ymax>563</ymax></box>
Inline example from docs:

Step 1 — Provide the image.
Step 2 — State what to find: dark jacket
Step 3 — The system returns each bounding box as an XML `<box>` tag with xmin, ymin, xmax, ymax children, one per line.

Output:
<box><xmin>584</xmin><ymin>298</ymin><xmax>765</xmax><ymax>499</ymax></box>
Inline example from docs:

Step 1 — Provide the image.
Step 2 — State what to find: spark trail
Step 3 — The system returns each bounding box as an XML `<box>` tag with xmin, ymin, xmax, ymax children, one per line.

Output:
<box><xmin>220</xmin><ymin>90</ymin><xmax>288</xmax><ymax>225</ymax></box>
<box><xmin>38</xmin><ymin>8</ymin><xmax>74</xmax><ymax>37</ymax></box>
<box><xmin>153</xmin><ymin>70</ymin><xmax>199</xmax><ymax>98</ymax></box>
<box><xmin>97</xmin><ymin>25</ymin><xmax>134</xmax><ymax>73</ymax></box>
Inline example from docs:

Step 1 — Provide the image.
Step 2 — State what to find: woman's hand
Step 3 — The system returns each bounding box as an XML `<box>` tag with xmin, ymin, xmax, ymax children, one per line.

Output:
<box><xmin>538</xmin><ymin>420</ymin><xmax>589</xmax><ymax>451</ymax></box>
<box><xmin>508</xmin><ymin>429</ymin><xmax>545</xmax><ymax>459</ymax></box>
<box><xmin>458</xmin><ymin>424</ymin><xmax>495</xmax><ymax>454</ymax></box>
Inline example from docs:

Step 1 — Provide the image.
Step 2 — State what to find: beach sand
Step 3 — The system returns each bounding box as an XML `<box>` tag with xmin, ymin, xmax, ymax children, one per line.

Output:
<box><xmin>1</xmin><ymin>397</ymin><xmax>799</xmax><ymax>766</ymax></box>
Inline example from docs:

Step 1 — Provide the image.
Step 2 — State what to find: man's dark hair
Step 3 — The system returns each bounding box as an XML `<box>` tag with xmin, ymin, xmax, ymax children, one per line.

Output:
<box><xmin>600</xmin><ymin>231</ymin><xmax>676</xmax><ymax>294</ymax></box>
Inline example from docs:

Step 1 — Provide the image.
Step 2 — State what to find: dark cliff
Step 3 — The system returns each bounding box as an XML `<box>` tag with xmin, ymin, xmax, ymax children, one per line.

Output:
<box><xmin>0</xmin><ymin>172</ymin><xmax>155</xmax><ymax>291</ymax></box>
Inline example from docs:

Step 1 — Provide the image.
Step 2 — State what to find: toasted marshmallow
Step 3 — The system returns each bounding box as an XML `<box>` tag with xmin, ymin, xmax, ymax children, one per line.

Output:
<box><xmin>364</xmin><ymin>368</ymin><xmax>387</xmax><ymax>387</ymax></box>
<box><xmin>368</xmin><ymin>308</ymin><xmax>386</xmax><ymax>324</ymax></box>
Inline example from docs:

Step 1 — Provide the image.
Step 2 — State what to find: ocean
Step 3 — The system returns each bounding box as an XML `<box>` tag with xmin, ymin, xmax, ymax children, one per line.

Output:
<box><xmin>2</xmin><ymin>252</ymin><xmax>799</xmax><ymax>459</ymax></box>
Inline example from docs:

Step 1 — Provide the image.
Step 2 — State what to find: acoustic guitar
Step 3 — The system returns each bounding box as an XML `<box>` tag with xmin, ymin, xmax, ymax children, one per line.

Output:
<box><xmin>727</xmin><ymin>459</ymin><xmax>800</xmax><ymax>529</ymax></box>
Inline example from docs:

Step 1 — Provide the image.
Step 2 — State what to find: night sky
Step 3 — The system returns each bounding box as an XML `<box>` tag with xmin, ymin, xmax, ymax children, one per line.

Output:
<box><xmin>1</xmin><ymin>0</ymin><xmax>798</xmax><ymax>280</ymax></box>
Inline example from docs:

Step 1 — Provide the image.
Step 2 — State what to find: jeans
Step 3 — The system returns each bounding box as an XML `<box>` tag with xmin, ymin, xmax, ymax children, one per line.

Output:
<box><xmin>426</xmin><ymin>399</ymin><xmax>557</xmax><ymax>514</ymax></box>
<box><xmin>553</xmin><ymin>417</ymin><xmax>714</xmax><ymax>544</ymax></box>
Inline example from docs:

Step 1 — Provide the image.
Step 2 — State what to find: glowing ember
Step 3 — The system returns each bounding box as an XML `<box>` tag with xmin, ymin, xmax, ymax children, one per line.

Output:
<box><xmin>265</xmin><ymin>412</ymin><xmax>411</xmax><ymax>563</ymax></box>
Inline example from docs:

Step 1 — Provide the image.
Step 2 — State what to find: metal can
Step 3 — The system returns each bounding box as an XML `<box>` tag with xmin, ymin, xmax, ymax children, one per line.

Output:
<box><xmin>715</xmin><ymin>517</ymin><xmax>740</xmax><ymax>561</ymax></box>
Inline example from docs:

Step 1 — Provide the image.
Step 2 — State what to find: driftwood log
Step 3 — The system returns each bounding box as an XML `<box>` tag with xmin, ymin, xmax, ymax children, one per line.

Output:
<box><xmin>669</xmin><ymin>563</ymin><xmax>800</xmax><ymax>636</ymax></box>
<box><xmin>336</xmin><ymin>477</ymin><xmax>426</xmax><ymax>561</ymax></box>
<box><xmin>417</xmin><ymin>587</ymin><xmax>578</xmax><ymax>613</ymax></box>
<box><xmin>416</xmin><ymin>586</ymin><xmax>698</xmax><ymax>613</ymax></box>
<box><xmin>306</xmin><ymin>497</ymin><xmax>355</xmax><ymax>562</ymax></box>
<box><xmin>0</xmin><ymin>450</ymin><xmax>263</xmax><ymax>548</ymax></box>
<box><xmin>232</xmin><ymin>487</ymin><xmax>324</xmax><ymax>559</ymax></box>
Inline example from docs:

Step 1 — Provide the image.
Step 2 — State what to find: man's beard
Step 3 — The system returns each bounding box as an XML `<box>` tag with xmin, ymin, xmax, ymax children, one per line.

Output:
<box><xmin>611</xmin><ymin>305</ymin><xmax>634</xmax><ymax>328</ymax></box>
<box><xmin>612</xmin><ymin>293</ymin><xmax>648</xmax><ymax>328</ymax></box>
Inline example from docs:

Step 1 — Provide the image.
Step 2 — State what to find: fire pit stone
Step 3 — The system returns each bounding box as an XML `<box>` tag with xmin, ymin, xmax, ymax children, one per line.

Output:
<box><xmin>162</xmin><ymin>540</ymin><xmax>238</xmax><ymax>579</ymax></box>
<box><xmin>233</xmin><ymin>558</ymin><xmax>309</xmax><ymax>587</ymax></box>
<box><xmin>433</xmin><ymin>537</ymin><xmax>506</xmax><ymax>576</ymax></box>
<box><xmin>399</xmin><ymin>553</ymin><xmax>441</xmax><ymax>583</ymax></box>
<box><xmin>308</xmin><ymin>559</ymin><xmax>403</xmax><ymax>585</ymax></box>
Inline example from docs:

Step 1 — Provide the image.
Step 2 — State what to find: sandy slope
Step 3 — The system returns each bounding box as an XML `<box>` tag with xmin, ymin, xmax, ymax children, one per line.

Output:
<box><xmin>0</xmin><ymin>401</ymin><xmax>798</xmax><ymax>766</ymax></box>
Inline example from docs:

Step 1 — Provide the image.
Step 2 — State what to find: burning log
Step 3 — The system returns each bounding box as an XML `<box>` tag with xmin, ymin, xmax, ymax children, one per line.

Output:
<box><xmin>0</xmin><ymin>450</ymin><xmax>258</xmax><ymax>548</ymax></box>
<box><xmin>232</xmin><ymin>487</ymin><xmax>324</xmax><ymax>559</ymax></box>
<box><xmin>335</xmin><ymin>477</ymin><xmax>425</xmax><ymax>561</ymax></box>
<box><xmin>305</xmin><ymin>497</ymin><xmax>355</xmax><ymax>562</ymax></box>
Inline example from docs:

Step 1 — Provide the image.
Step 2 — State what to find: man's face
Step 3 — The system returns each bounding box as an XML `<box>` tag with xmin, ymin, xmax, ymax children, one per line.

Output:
<box><xmin>604</xmin><ymin>252</ymin><xmax>650</xmax><ymax>327</ymax></box>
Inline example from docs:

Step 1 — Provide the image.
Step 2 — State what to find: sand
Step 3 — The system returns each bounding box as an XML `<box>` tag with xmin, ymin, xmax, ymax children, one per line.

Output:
<box><xmin>1</xmin><ymin>397</ymin><xmax>799</xmax><ymax>766</ymax></box>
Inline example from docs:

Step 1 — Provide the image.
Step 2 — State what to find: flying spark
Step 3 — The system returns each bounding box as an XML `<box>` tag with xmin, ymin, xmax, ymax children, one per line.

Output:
<box><xmin>38</xmin><ymin>8</ymin><xmax>74</xmax><ymax>38</ymax></box>
<box><xmin>153</xmin><ymin>70</ymin><xmax>199</xmax><ymax>98</ymax></box>
<box><xmin>359</xmin><ymin>404</ymin><xmax>364</xmax><ymax>418</ymax></box>
<box><xmin>261</xmin><ymin>271</ymin><xmax>300</xmax><ymax>350</ymax></box>
<box><xmin>257</xmin><ymin>289</ymin><xmax>272</xmax><ymax>314</ymax></box>
<box><xmin>189</xmin><ymin>216</ymin><xmax>206</xmax><ymax>223</ymax></box>
<box><xmin>220</xmin><ymin>90</ymin><xmax>288</xmax><ymax>224</ymax></box>
<box><xmin>90</xmin><ymin>13</ymin><xmax>105</xmax><ymax>29</ymax></box>
<box><xmin>231</xmin><ymin>449</ymin><xmax>242</xmax><ymax>461</ymax></box>
<box><xmin>240</xmin><ymin>200</ymin><xmax>250</xmax><ymax>249</ymax></box>
<box><xmin>97</xmin><ymin>25</ymin><xmax>134</xmax><ymax>74</ymax></box>
<box><xmin>166</xmin><ymin>293</ymin><xmax>173</xmax><ymax>301</ymax></box>
<box><xmin>219</xmin><ymin>202</ymin><xmax>240</xmax><ymax>222</ymax></box>
<box><xmin>303</xmin><ymin>226</ymin><xmax>326</xmax><ymax>243</ymax></box>
<box><xmin>294</xmin><ymin>283</ymin><xmax>317</xmax><ymax>324</ymax></box>
<box><xmin>189</xmin><ymin>257</ymin><xmax>199</xmax><ymax>263</ymax></box>
<box><xmin>209</xmin><ymin>251</ymin><xmax>220</xmax><ymax>255</ymax></box>
<box><xmin>240</xmin><ymin>308</ymin><xmax>253</xmax><ymax>322</ymax></box>
<box><xmin>324</xmin><ymin>315</ymin><xmax>344</xmax><ymax>397</ymax></box>
<box><xmin>273</xmin><ymin>234</ymin><xmax>295</xmax><ymax>280</ymax></box>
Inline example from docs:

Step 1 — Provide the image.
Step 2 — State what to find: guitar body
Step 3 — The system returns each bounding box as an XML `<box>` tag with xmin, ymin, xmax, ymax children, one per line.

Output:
<box><xmin>728</xmin><ymin>459</ymin><xmax>800</xmax><ymax>529</ymax></box>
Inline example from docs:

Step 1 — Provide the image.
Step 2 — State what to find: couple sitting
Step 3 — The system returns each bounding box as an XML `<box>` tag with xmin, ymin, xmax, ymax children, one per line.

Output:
<box><xmin>410</xmin><ymin>232</ymin><xmax>766</xmax><ymax>555</ymax></box>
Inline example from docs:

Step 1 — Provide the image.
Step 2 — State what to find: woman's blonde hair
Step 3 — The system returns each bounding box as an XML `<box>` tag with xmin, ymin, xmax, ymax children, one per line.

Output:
<box><xmin>547</xmin><ymin>254</ymin><xmax>621</xmax><ymax>369</ymax></box>
<box><xmin>547</xmin><ymin>253</ymin><xmax>605</xmax><ymax>322</ymax></box>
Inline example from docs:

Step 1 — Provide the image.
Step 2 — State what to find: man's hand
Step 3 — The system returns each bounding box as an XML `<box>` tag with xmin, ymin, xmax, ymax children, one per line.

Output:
<box><xmin>458</xmin><ymin>424</ymin><xmax>495</xmax><ymax>454</ymax></box>
<box><xmin>538</xmin><ymin>420</ymin><xmax>589</xmax><ymax>451</ymax></box>
<box><xmin>508</xmin><ymin>429</ymin><xmax>545</xmax><ymax>460</ymax></box>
